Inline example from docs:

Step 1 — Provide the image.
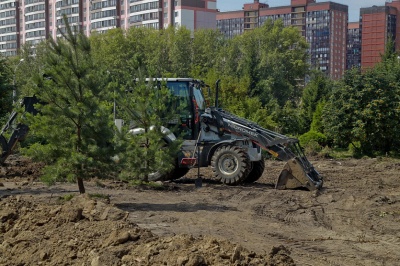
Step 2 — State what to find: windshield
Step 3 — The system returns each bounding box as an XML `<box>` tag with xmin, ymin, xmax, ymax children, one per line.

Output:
<box><xmin>166</xmin><ymin>81</ymin><xmax>206</xmax><ymax>111</ymax></box>
<box><xmin>192</xmin><ymin>85</ymin><xmax>206</xmax><ymax>111</ymax></box>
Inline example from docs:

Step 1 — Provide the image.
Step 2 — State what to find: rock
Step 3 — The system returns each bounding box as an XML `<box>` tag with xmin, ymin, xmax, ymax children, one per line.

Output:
<box><xmin>91</xmin><ymin>256</ymin><xmax>100</xmax><ymax>266</ymax></box>
<box><xmin>231</xmin><ymin>245</ymin><xmax>243</xmax><ymax>262</ymax></box>
<box><xmin>187</xmin><ymin>254</ymin><xmax>205</xmax><ymax>266</ymax></box>
<box><xmin>39</xmin><ymin>251</ymin><xmax>48</xmax><ymax>260</ymax></box>
<box><xmin>103</xmin><ymin>230</ymin><xmax>132</xmax><ymax>247</ymax></box>
<box><xmin>176</xmin><ymin>256</ymin><xmax>189</xmax><ymax>265</ymax></box>
<box><xmin>64</xmin><ymin>207</ymin><xmax>83</xmax><ymax>222</ymax></box>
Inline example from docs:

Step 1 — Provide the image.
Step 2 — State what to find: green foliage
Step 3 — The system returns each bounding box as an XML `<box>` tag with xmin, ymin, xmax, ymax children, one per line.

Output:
<box><xmin>299</xmin><ymin>131</ymin><xmax>328</xmax><ymax>157</ymax></box>
<box><xmin>88</xmin><ymin>20</ymin><xmax>310</xmax><ymax>137</ymax></box>
<box><xmin>273</xmin><ymin>100</ymin><xmax>303</xmax><ymax>135</ymax></box>
<box><xmin>381</xmin><ymin>37</ymin><xmax>396</xmax><ymax>62</ymax></box>
<box><xmin>348</xmin><ymin>142</ymin><xmax>363</xmax><ymax>158</ymax></box>
<box><xmin>224</xmin><ymin>96</ymin><xmax>277</xmax><ymax>130</ymax></box>
<box><xmin>23</xmin><ymin>17</ymin><xmax>115</xmax><ymax>193</ymax></box>
<box><xmin>299</xmin><ymin>130</ymin><xmax>328</xmax><ymax>147</ymax></box>
<box><xmin>91</xmin><ymin>26</ymin><xmax>194</xmax><ymax>78</ymax></box>
<box><xmin>323</xmin><ymin>57</ymin><xmax>400</xmax><ymax>155</ymax></box>
<box><xmin>302</xmin><ymin>140</ymin><xmax>322</xmax><ymax>156</ymax></box>
<box><xmin>88</xmin><ymin>193</ymin><xmax>110</xmax><ymax>200</ymax></box>
<box><xmin>58</xmin><ymin>194</ymin><xmax>75</xmax><ymax>202</ymax></box>
<box><xmin>220</xmin><ymin>19</ymin><xmax>309</xmax><ymax>107</ymax></box>
<box><xmin>114</xmin><ymin>77</ymin><xmax>182</xmax><ymax>182</ymax></box>
<box><xmin>128</xmin><ymin>179</ymin><xmax>165</xmax><ymax>190</ymax></box>
<box><xmin>310</xmin><ymin>101</ymin><xmax>325</xmax><ymax>132</ymax></box>
<box><xmin>190</xmin><ymin>29</ymin><xmax>225</xmax><ymax>78</ymax></box>
<box><xmin>301</xmin><ymin>71</ymin><xmax>333</xmax><ymax>131</ymax></box>
<box><xmin>0</xmin><ymin>55</ymin><xmax>12</xmax><ymax>121</ymax></box>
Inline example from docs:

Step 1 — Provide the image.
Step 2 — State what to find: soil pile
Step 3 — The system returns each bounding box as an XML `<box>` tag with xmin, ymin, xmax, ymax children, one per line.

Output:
<box><xmin>0</xmin><ymin>193</ymin><xmax>295</xmax><ymax>266</ymax></box>
<box><xmin>2</xmin><ymin>155</ymin><xmax>400</xmax><ymax>265</ymax></box>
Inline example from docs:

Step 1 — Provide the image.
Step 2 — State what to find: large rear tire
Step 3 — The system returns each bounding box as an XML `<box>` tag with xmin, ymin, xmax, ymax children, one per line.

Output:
<box><xmin>148</xmin><ymin>160</ymin><xmax>190</xmax><ymax>182</ymax></box>
<box><xmin>211</xmin><ymin>145</ymin><xmax>251</xmax><ymax>185</ymax></box>
<box><xmin>244</xmin><ymin>160</ymin><xmax>265</xmax><ymax>183</ymax></box>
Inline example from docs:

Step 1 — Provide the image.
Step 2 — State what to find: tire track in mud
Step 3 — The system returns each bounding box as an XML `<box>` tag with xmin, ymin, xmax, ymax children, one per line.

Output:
<box><xmin>246</xmin><ymin>181</ymin><xmax>400</xmax><ymax>266</ymax></box>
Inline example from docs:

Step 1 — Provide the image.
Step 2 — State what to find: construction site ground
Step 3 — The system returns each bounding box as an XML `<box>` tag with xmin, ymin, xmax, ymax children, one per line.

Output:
<box><xmin>1</xmin><ymin>155</ymin><xmax>400</xmax><ymax>266</ymax></box>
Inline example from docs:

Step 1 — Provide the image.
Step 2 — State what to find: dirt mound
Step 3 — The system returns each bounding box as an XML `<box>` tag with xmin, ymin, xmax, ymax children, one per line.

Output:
<box><xmin>0</xmin><ymin>154</ymin><xmax>43</xmax><ymax>181</ymax></box>
<box><xmin>0</xmin><ymin>194</ymin><xmax>294</xmax><ymax>266</ymax></box>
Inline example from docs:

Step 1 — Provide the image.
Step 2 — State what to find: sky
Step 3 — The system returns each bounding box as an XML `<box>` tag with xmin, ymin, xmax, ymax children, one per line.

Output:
<box><xmin>217</xmin><ymin>0</ymin><xmax>388</xmax><ymax>22</ymax></box>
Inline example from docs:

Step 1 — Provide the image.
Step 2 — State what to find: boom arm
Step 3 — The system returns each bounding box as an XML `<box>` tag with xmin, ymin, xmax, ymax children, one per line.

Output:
<box><xmin>202</xmin><ymin>108</ymin><xmax>298</xmax><ymax>158</ymax></box>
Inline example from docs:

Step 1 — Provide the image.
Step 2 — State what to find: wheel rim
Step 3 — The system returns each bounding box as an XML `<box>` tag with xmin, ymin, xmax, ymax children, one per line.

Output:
<box><xmin>218</xmin><ymin>153</ymin><xmax>239</xmax><ymax>176</ymax></box>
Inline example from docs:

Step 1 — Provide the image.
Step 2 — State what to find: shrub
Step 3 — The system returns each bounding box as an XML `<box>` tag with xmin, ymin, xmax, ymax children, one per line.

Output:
<box><xmin>303</xmin><ymin>140</ymin><xmax>322</xmax><ymax>156</ymax></box>
<box><xmin>348</xmin><ymin>142</ymin><xmax>363</xmax><ymax>158</ymax></box>
<box><xmin>299</xmin><ymin>130</ymin><xmax>328</xmax><ymax>147</ymax></box>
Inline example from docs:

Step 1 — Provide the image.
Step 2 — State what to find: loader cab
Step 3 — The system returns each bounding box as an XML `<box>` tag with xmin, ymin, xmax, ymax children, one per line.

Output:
<box><xmin>162</xmin><ymin>78</ymin><xmax>206</xmax><ymax>140</ymax></box>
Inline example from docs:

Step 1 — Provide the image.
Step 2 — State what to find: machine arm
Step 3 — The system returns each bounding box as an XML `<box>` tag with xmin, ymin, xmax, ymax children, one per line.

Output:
<box><xmin>203</xmin><ymin>108</ymin><xmax>299</xmax><ymax>160</ymax></box>
<box><xmin>0</xmin><ymin>97</ymin><xmax>39</xmax><ymax>164</ymax></box>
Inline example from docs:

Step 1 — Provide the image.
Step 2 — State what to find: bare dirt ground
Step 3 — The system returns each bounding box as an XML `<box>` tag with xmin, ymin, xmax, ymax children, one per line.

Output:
<box><xmin>1</xmin><ymin>154</ymin><xmax>400</xmax><ymax>266</ymax></box>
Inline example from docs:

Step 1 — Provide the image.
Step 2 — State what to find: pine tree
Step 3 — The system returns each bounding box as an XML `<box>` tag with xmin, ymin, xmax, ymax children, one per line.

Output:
<box><xmin>114</xmin><ymin>76</ymin><xmax>182</xmax><ymax>182</ymax></box>
<box><xmin>0</xmin><ymin>56</ymin><xmax>12</xmax><ymax>121</ymax></box>
<box><xmin>24</xmin><ymin>16</ymin><xmax>115</xmax><ymax>193</ymax></box>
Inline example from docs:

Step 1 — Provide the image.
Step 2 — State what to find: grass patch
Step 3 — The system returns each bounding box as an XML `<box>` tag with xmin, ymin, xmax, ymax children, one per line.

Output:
<box><xmin>59</xmin><ymin>194</ymin><xmax>74</xmax><ymax>202</ymax></box>
<box><xmin>94</xmin><ymin>180</ymin><xmax>106</xmax><ymax>188</ymax></box>
<box><xmin>128</xmin><ymin>179</ymin><xmax>166</xmax><ymax>190</ymax></box>
<box><xmin>88</xmin><ymin>193</ymin><xmax>110</xmax><ymax>200</ymax></box>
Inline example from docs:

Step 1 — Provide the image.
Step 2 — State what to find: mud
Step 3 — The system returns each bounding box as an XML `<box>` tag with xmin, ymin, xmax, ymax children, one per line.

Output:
<box><xmin>1</xmin><ymin>155</ymin><xmax>400</xmax><ymax>265</ymax></box>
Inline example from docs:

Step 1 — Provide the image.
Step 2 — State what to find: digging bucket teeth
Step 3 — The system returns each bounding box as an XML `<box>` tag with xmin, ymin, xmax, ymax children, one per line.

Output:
<box><xmin>275</xmin><ymin>157</ymin><xmax>323</xmax><ymax>191</ymax></box>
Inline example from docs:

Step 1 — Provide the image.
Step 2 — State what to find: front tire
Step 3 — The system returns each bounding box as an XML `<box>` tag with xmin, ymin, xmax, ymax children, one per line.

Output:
<box><xmin>244</xmin><ymin>160</ymin><xmax>265</xmax><ymax>183</ymax></box>
<box><xmin>211</xmin><ymin>145</ymin><xmax>251</xmax><ymax>185</ymax></box>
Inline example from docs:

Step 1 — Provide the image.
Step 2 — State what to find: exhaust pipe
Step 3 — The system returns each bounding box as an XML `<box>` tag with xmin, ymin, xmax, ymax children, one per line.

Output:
<box><xmin>215</xmin><ymin>79</ymin><xmax>220</xmax><ymax>108</ymax></box>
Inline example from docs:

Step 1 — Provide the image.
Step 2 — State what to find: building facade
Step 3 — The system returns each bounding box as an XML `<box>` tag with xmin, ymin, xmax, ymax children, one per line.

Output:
<box><xmin>347</xmin><ymin>21</ymin><xmax>361</xmax><ymax>70</ymax></box>
<box><xmin>0</xmin><ymin>0</ymin><xmax>217</xmax><ymax>57</ymax></box>
<box><xmin>216</xmin><ymin>0</ymin><xmax>348</xmax><ymax>79</ymax></box>
<box><xmin>360</xmin><ymin>1</ymin><xmax>400</xmax><ymax>69</ymax></box>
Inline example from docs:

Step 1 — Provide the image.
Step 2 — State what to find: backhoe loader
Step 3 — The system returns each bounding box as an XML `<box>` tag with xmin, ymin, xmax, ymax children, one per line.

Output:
<box><xmin>133</xmin><ymin>78</ymin><xmax>323</xmax><ymax>190</ymax></box>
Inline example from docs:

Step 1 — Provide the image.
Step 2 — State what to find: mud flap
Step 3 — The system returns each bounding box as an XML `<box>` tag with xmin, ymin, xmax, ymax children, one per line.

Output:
<box><xmin>275</xmin><ymin>158</ymin><xmax>323</xmax><ymax>191</ymax></box>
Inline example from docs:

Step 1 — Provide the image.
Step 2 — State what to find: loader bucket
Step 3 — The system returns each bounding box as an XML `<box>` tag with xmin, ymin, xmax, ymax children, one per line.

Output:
<box><xmin>276</xmin><ymin>158</ymin><xmax>323</xmax><ymax>191</ymax></box>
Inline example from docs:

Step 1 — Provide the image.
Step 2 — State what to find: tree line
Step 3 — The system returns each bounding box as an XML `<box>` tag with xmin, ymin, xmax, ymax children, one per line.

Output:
<box><xmin>1</xmin><ymin>18</ymin><xmax>399</xmax><ymax>191</ymax></box>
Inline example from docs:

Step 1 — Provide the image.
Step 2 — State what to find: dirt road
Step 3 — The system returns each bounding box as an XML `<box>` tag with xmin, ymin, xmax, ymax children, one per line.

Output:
<box><xmin>1</xmin><ymin>156</ymin><xmax>400</xmax><ymax>265</ymax></box>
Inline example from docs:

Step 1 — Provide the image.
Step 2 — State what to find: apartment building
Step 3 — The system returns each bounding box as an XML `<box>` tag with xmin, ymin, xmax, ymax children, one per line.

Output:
<box><xmin>216</xmin><ymin>0</ymin><xmax>348</xmax><ymax>80</ymax></box>
<box><xmin>0</xmin><ymin>0</ymin><xmax>19</xmax><ymax>56</ymax></box>
<box><xmin>0</xmin><ymin>0</ymin><xmax>217</xmax><ymax>56</ymax></box>
<box><xmin>360</xmin><ymin>1</ymin><xmax>400</xmax><ymax>69</ymax></box>
<box><xmin>347</xmin><ymin>21</ymin><xmax>361</xmax><ymax>70</ymax></box>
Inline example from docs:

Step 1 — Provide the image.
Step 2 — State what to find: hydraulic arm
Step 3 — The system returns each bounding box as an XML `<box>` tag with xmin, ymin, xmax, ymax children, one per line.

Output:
<box><xmin>1</xmin><ymin>97</ymin><xmax>39</xmax><ymax>164</ymax></box>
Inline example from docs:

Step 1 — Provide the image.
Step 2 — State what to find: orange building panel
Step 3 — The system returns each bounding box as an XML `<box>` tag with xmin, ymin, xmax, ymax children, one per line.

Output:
<box><xmin>291</xmin><ymin>0</ymin><xmax>315</xmax><ymax>6</ymax></box>
<box><xmin>259</xmin><ymin>7</ymin><xmax>291</xmax><ymax>16</ymax></box>
<box><xmin>348</xmin><ymin>22</ymin><xmax>359</xmax><ymax>29</ymax></box>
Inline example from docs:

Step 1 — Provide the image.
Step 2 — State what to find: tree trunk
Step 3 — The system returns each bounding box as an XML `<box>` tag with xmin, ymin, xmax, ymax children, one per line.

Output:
<box><xmin>77</xmin><ymin>177</ymin><xmax>85</xmax><ymax>194</ymax></box>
